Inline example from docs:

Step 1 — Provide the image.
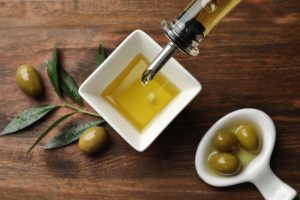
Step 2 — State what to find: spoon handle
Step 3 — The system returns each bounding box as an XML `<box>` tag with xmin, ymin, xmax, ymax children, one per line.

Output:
<box><xmin>252</xmin><ymin>165</ymin><xmax>297</xmax><ymax>200</ymax></box>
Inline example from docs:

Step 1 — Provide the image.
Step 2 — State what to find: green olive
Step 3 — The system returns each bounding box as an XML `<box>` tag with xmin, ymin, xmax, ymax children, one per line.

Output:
<box><xmin>235</xmin><ymin>124</ymin><xmax>260</xmax><ymax>153</ymax></box>
<box><xmin>78</xmin><ymin>126</ymin><xmax>107</xmax><ymax>154</ymax></box>
<box><xmin>212</xmin><ymin>130</ymin><xmax>238</xmax><ymax>152</ymax></box>
<box><xmin>209</xmin><ymin>152</ymin><xmax>241</xmax><ymax>175</ymax></box>
<box><xmin>16</xmin><ymin>64</ymin><xmax>43</xmax><ymax>98</ymax></box>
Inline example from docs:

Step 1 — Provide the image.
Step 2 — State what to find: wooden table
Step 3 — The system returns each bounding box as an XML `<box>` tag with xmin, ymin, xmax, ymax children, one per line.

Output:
<box><xmin>0</xmin><ymin>0</ymin><xmax>299</xmax><ymax>199</ymax></box>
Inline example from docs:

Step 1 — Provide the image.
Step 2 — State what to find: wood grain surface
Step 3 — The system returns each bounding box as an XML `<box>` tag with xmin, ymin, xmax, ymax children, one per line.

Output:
<box><xmin>0</xmin><ymin>0</ymin><xmax>299</xmax><ymax>199</ymax></box>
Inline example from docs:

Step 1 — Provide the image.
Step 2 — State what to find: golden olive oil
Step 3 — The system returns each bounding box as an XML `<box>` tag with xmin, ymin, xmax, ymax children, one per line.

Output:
<box><xmin>196</xmin><ymin>0</ymin><xmax>242</xmax><ymax>36</ymax></box>
<box><xmin>101</xmin><ymin>53</ymin><xmax>180</xmax><ymax>132</ymax></box>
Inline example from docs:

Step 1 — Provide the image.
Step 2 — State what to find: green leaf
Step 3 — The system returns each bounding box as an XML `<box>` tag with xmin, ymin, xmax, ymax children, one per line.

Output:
<box><xmin>26</xmin><ymin>112</ymin><xmax>76</xmax><ymax>155</ymax></box>
<box><xmin>44</xmin><ymin>119</ymin><xmax>105</xmax><ymax>150</ymax></box>
<box><xmin>1</xmin><ymin>104</ymin><xmax>58</xmax><ymax>136</ymax></box>
<box><xmin>46</xmin><ymin>47</ymin><xmax>62</xmax><ymax>98</ymax></box>
<box><xmin>59</xmin><ymin>68</ymin><xmax>83</xmax><ymax>106</ymax></box>
<box><xmin>96</xmin><ymin>44</ymin><xmax>106</xmax><ymax>68</ymax></box>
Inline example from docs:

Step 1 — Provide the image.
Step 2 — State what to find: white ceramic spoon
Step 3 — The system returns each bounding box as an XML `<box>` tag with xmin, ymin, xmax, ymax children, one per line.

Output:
<box><xmin>195</xmin><ymin>108</ymin><xmax>297</xmax><ymax>200</ymax></box>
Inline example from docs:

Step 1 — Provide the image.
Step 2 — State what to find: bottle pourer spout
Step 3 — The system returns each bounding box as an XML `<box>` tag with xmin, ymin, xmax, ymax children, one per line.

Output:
<box><xmin>141</xmin><ymin>42</ymin><xmax>177</xmax><ymax>84</ymax></box>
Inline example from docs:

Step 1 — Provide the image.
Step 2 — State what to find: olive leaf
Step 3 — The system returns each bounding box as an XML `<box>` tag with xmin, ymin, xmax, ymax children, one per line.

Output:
<box><xmin>46</xmin><ymin>47</ymin><xmax>62</xmax><ymax>98</ymax></box>
<box><xmin>59</xmin><ymin>68</ymin><xmax>83</xmax><ymax>106</ymax></box>
<box><xmin>0</xmin><ymin>104</ymin><xmax>58</xmax><ymax>136</ymax></box>
<box><xmin>96</xmin><ymin>44</ymin><xmax>106</xmax><ymax>68</ymax></box>
<box><xmin>44</xmin><ymin>119</ymin><xmax>105</xmax><ymax>150</ymax></box>
<box><xmin>26</xmin><ymin>112</ymin><xmax>76</xmax><ymax>155</ymax></box>
<box><xmin>46</xmin><ymin>46</ymin><xmax>82</xmax><ymax>105</ymax></box>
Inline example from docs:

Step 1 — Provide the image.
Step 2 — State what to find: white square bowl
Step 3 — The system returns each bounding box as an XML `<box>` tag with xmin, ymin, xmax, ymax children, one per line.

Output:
<box><xmin>79</xmin><ymin>30</ymin><xmax>202</xmax><ymax>152</ymax></box>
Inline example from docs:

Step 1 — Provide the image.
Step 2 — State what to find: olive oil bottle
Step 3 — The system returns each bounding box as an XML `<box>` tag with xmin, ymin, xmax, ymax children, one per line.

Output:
<box><xmin>101</xmin><ymin>53</ymin><xmax>180</xmax><ymax>132</ymax></box>
<box><xmin>142</xmin><ymin>0</ymin><xmax>242</xmax><ymax>84</ymax></box>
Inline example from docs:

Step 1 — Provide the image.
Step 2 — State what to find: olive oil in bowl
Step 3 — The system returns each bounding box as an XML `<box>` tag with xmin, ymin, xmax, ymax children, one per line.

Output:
<box><xmin>80</xmin><ymin>30</ymin><xmax>202</xmax><ymax>151</ymax></box>
<box><xmin>101</xmin><ymin>53</ymin><xmax>180</xmax><ymax>132</ymax></box>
